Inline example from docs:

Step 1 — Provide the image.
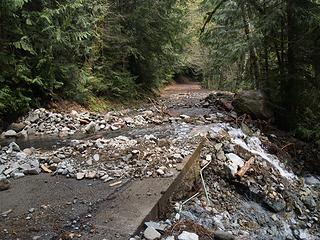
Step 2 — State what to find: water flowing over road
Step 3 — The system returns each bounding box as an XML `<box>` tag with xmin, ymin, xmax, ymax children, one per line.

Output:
<box><xmin>0</xmin><ymin>83</ymin><xmax>319</xmax><ymax>240</ymax></box>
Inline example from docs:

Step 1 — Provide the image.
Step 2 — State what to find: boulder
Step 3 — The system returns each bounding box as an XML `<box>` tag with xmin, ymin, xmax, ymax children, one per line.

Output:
<box><xmin>0</xmin><ymin>178</ymin><xmax>10</xmax><ymax>191</ymax></box>
<box><xmin>143</xmin><ymin>226</ymin><xmax>161</xmax><ymax>240</ymax></box>
<box><xmin>9</xmin><ymin>122</ymin><xmax>26</xmax><ymax>132</ymax></box>
<box><xmin>4</xmin><ymin>130</ymin><xmax>17</xmax><ymax>138</ymax></box>
<box><xmin>232</xmin><ymin>90</ymin><xmax>273</xmax><ymax>119</ymax></box>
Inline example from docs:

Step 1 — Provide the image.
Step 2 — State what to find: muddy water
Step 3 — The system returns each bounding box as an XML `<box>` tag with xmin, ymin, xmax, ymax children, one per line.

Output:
<box><xmin>0</xmin><ymin>122</ymin><xmax>196</xmax><ymax>150</ymax></box>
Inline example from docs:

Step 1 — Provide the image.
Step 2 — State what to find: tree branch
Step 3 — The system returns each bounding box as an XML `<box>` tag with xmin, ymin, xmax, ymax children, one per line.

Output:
<box><xmin>200</xmin><ymin>0</ymin><xmax>226</xmax><ymax>34</ymax></box>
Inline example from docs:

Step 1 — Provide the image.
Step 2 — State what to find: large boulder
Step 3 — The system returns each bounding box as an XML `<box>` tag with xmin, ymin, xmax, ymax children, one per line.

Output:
<box><xmin>232</xmin><ymin>90</ymin><xmax>273</xmax><ymax>119</ymax></box>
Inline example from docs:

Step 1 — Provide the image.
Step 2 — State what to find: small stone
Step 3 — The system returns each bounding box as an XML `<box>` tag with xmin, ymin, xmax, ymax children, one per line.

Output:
<box><xmin>143</xmin><ymin>226</ymin><xmax>161</xmax><ymax>240</ymax></box>
<box><xmin>215</xmin><ymin>143</ymin><xmax>223</xmax><ymax>151</ymax></box>
<box><xmin>302</xmin><ymin>196</ymin><xmax>317</xmax><ymax>211</ymax></box>
<box><xmin>85</xmin><ymin>171</ymin><xmax>96</xmax><ymax>179</ymax></box>
<box><xmin>70</xmin><ymin>110</ymin><xmax>78</xmax><ymax>115</ymax></box>
<box><xmin>4</xmin><ymin>130</ymin><xmax>17</xmax><ymax>138</ymax></box>
<box><xmin>180</xmin><ymin>114</ymin><xmax>191</xmax><ymax>120</ymax></box>
<box><xmin>225</xmin><ymin>153</ymin><xmax>244</xmax><ymax>177</ymax></box>
<box><xmin>76</xmin><ymin>172</ymin><xmax>85</xmax><ymax>180</ymax></box>
<box><xmin>9</xmin><ymin>122</ymin><xmax>26</xmax><ymax>132</ymax></box>
<box><xmin>205</xmin><ymin>154</ymin><xmax>212</xmax><ymax>161</ymax></box>
<box><xmin>132</xmin><ymin>150</ymin><xmax>139</xmax><ymax>154</ymax></box>
<box><xmin>145</xmin><ymin>221</ymin><xmax>167</xmax><ymax>231</ymax></box>
<box><xmin>143</xmin><ymin>110</ymin><xmax>153</xmax><ymax>117</ymax></box>
<box><xmin>111</xmin><ymin>125</ymin><xmax>119</xmax><ymax>131</ymax></box>
<box><xmin>13</xmin><ymin>172</ymin><xmax>25</xmax><ymax>179</ymax></box>
<box><xmin>304</xmin><ymin>175</ymin><xmax>320</xmax><ymax>186</ymax></box>
<box><xmin>86</xmin><ymin>159</ymin><xmax>93</xmax><ymax>165</ymax></box>
<box><xmin>9</xmin><ymin>142</ymin><xmax>20</xmax><ymax>152</ymax></box>
<box><xmin>166</xmin><ymin>237</ymin><xmax>175</xmax><ymax>240</ymax></box>
<box><xmin>216</xmin><ymin>150</ymin><xmax>226</xmax><ymax>161</ymax></box>
<box><xmin>214</xmin><ymin>230</ymin><xmax>235</xmax><ymax>240</ymax></box>
<box><xmin>28</xmin><ymin>208</ymin><xmax>35</xmax><ymax>213</ymax></box>
<box><xmin>85</xmin><ymin>122</ymin><xmax>96</xmax><ymax>134</ymax></box>
<box><xmin>1</xmin><ymin>209</ymin><xmax>13</xmax><ymax>217</ymax></box>
<box><xmin>24</xmin><ymin>167</ymin><xmax>41</xmax><ymax>175</ymax></box>
<box><xmin>265</xmin><ymin>198</ymin><xmax>286</xmax><ymax>213</ymax></box>
<box><xmin>26</xmin><ymin>112</ymin><xmax>39</xmax><ymax>123</ymax></box>
<box><xmin>93</xmin><ymin>154</ymin><xmax>100</xmax><ymax>161</ymax></box>
<box><xmin>0</xmin><ymin>178</ymin><xmax>10</xmax><ymax>191</ymax></box>
<box><xmin>23</xmin><ymin>148</ymin><xmax>33</xmax><ymax>156</ymax></box>
<box><xmin>178</xmin><ymin>231</ymin><xmax>199</xmax><ymax>240</ymax></box>
<box><xmin>156</xmin><ymin>169</ymin><xmax>165</xmax><ymax>175</ymax></box>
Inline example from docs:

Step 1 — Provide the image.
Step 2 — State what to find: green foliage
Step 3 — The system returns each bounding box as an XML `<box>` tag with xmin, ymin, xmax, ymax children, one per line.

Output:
<box><xmin>0</xmin><ymin>0</ymin><xmax>188</xmax><ymax>119</ymax></box>
<box><xmin>199</xmin><ymin>0</ymin><xmax>320</xmax><ymax>141</ymax></box>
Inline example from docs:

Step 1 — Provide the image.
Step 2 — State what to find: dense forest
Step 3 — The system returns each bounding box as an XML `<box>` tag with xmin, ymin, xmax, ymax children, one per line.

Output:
<box><xmin>1</xmin><ymin>0</ymin><xmax>320</xmax><ymax>142</ymax></box>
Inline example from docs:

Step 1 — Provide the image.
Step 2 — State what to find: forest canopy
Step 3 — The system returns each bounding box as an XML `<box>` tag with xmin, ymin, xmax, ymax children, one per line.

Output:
<box><xmin>1</xmin><ymin>0</ymin><xmax>320</xmax><ymax>142</ymax></box>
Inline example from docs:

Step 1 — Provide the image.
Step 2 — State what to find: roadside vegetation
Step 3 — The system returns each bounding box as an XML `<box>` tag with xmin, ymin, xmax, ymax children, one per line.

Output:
<box><xmin>1</xmin><ymin>0</ymin><xmax>320</xmax><ymax>142</ymax></box>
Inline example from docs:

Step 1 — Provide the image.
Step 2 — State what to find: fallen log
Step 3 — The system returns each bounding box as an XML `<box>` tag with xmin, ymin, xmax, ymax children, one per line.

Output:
<box><xmin>236</xmin><ymin>157</ymin><xmax>255</xmax><ymax>178</ymax></box>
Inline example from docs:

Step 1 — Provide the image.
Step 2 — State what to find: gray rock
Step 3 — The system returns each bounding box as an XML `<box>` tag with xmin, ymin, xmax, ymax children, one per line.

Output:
<box><xmin>1</xmin><ymin>209</ymin><xmax>13</xmax><ymax>217</ymax></box>
<box><xmin>301</xmin><ymin>195</ymin><xmax>317</xmax><ymax>211</ymax></box>
<box><xmin>178</xmin><ymin>231</ymin><xmax>199</xmax><ymax>240</ymax></box>
<box><xmin>0</xmin><ymin>178</ymin><xmax>10</xmax><ymax>191</ymax></box>
<box><xmin>85</xmin><ymin>122</ymin><xmax>96</xmax><ymax>134</ymax></box>
<box><xmin>264</xmin><ymin>198</ymin><xmax>286</xmax><ymax>213</ymax></box>
<box><xmin>0</xmin><ymin>166</ymin><xmax>6</xmax><ymax>175</ymax></box>
<box><xmin>9</xmin><ymin>122</ymin><xmax>26</xmax><ymax>132</ymax></box>
<box><xmin>9</xmin><ymin>142</ymin><xmax>20</xmax><ymax>152</ymax></box>
<box><xmin>4</xmin><ymin>130</ymin><xmax>17</xmax><ymax>138</ymax></box>
<box><xmin>233</xmin><ymin>90</ymin><xmax>273</xmax><ymax>119</ymax></box>
<box><xmin>24</xmin><ymin>167</ymin><xmax>41</xmax><ymax>175</ymax></box>
<box><xmin>13</xmin><ymin>172</ymin><xmax>25</xmax><ymax>179</ymax></box>
<box><xmin>143</xmin><ymin>226</ymin><xmax>161</xmax><ymax>240</ymax></box>
<box><xmin>216</xmin><ymin>150</ymin><xmax>226</xmax><ymax>161</ymax></box>
<box><xmin>214</xmin><ymin>231</ymin><xmax>235</xmax><ymax>240</ymax></box>
<box><xmin>304</xmin><ymin>175</ymin><xmax>320</xmax><ymax>186</ymax></box>
<box><xmin>26</xmin><ymin>112</ymin><xmax>40</xmax><ymax>123</ymax></box>
<box><xmin>145</xmin><ymin>221</ymin><xmax>167</xmax><ymax>231</ymax></box>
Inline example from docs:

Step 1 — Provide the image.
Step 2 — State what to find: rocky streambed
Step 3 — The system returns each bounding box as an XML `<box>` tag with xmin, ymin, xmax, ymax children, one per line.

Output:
<box><xmin>134</xmin><ymin>122</ymin><xmax>320</xmax><ymax>240</ymax></box>
<box><xmin>1</xmin><ymin>87</ymin><xmax>319</xmax><ymax>240</ymax></box>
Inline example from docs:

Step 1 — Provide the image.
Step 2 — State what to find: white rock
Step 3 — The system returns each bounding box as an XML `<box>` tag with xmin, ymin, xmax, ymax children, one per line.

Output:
<box><xmin>70</xmin><ymin>110</ymin><xmax>78</xmax><ymax>115</ymax></box>
<box><xmin>178</xmin><ymin>231</ymin><xmax>199</xmax><ymax>240</ymax></box>
<box><xmin>205</xmin><ymin>154</ymin><xmax>212</xmax><ymax>161</ymax></box>
<box><xmin>143</xmin><ymin>110</ymin><xmax>153</xmax><ymax>117</ymax></box>
<box><xmin>86</xmin><ymin>159</ymin><xmax>93</xmax><ymax>165</ymax></box>
<box><xmin>180</xmin><ymin>114</ymin><xmax>191</xmax><ymax>120</ymax></box>
<box><xmin>156</xmin><ymin>169</ymin><xmax>165</xmax><ymax>175</ymax></box>
<box><xmin>10</xmin><ymin>142</ymin><xmax>20</xmax><ymax>151</ymax></box>
<box><xmin>85</xmin><ymin>171</ymin><xmax>96</xmax><ymax>179</ymax></box>
<box><xmin>215</xmin><ymin>143</ymin><xmax>223</xmax><ymax>151</ymax></box>
<box><xmin>166</xmin><ymin>237</ymin><xmax>175</xmax><ymax>240</ymax></box>
<box><xmin>13</xmin><ymin>172</ymin><xmax>25</xmax><ymax>179</ymax></box>
<box><xmin>93</xmin><ymin>154</ymin><xmax>100</xmax><ymax>161</ymax></box>
<box><xmin>110</xmin><ymin>125</ymin><xmax>119</xmax><ymax>131</ymax></box>
<box><xmin>4</xmin><ymin>130</ymin><xmax>17</xmax><ymax>138</ymax></box>
<box><xmin>225</xmin><ymin>153</ymin><xmax>244</xmax><ymax>176</ymax></box>
<box><xmin>143</xmin><ymin>226</ymin><xmax>161</xmax><ymax>240</ymax></box>
<box><xmin>76</xmin><ymin>172</ymin><xmax>85</xmax><ymax>180</ymax></box>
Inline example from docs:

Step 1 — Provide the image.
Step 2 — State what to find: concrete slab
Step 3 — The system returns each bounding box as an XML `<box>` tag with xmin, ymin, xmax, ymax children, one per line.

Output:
<box><xmin>0</xmin><ymin>141</ymin><xmax>204</xmax><ymax>240</ymax></box>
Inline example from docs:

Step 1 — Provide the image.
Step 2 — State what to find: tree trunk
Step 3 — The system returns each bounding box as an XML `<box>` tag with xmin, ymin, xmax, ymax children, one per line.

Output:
<box><xmin>281</xmin><ymin>0</ymin><xmax>299</xmax><ymax>130</ymax></box>
<box><xmin>240</xmin><ymin>3</ymin><xmax>260</xmax><ymax>89</ymax></box>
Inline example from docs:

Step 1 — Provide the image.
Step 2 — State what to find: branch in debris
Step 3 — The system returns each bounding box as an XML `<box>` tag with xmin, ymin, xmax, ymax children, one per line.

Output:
<box><xmin>236</xmin><ymin>157</ymin><xmax>255</xmax><ymax>178</ymax></box>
